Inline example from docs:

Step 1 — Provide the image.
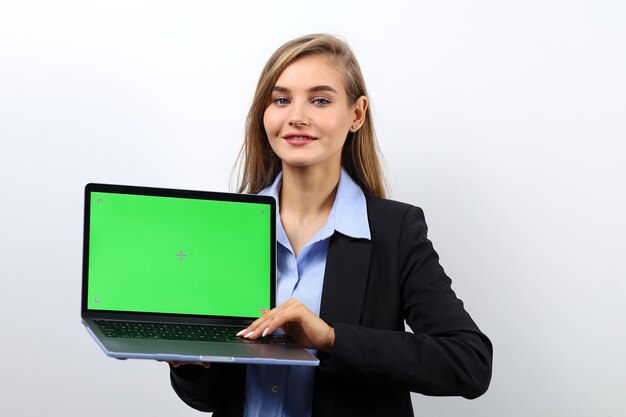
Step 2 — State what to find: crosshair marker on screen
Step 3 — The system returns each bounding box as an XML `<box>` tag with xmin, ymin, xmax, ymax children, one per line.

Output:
<box><xmin>176</xmin><ymin>250</ymin><xmax>187</xmax><ymax>261</ymax></box>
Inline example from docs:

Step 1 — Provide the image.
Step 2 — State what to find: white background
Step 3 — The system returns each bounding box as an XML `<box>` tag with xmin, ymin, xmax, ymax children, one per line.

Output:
<box><xmin>1</xmin><ymin>1</ymin><xmax>625</xmax><ymax>416</ymax></box>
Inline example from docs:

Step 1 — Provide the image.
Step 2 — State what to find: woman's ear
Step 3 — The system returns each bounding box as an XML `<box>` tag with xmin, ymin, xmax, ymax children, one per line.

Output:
<box><xmin>351</xmin><ymin>95</ymin><xmax>368</xmax><ymax>131</ymax></box>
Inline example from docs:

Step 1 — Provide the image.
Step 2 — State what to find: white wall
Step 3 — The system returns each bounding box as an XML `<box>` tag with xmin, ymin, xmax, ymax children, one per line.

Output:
<box><xmin>1</xmin><ymin>1</ymin><xmax>624</xmax><ymax>416</ymax></box>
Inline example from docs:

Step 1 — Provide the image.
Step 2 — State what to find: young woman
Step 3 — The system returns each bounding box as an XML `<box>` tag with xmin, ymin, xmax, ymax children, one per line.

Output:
<box><xmin>169</xmin><ymin>34</ymin><xmax>492</xmax><ymax>417</ymax></box>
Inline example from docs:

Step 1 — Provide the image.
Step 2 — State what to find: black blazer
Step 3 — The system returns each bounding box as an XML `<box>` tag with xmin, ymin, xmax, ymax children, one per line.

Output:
<box><xmin>170</xmin><ymin>197</ymin><xmax>493</xmax><ymax>417</ymax></box>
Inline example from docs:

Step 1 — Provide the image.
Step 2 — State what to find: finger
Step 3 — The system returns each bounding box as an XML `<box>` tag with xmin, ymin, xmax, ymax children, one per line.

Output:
<box><xmin>236</xmin><ymin>313</ymin><xmax>273</xmax><ymax>338</ymax></box>
<box><xmin>244</xmin><ymin>315</ymin><xmax>275</xmax><ymax>338</ymax></box>
<box><xmin>235</xmin><ymin>307</ymin><xmax>266</xmax><ymax>336</ymax></box>
<box><xmin>256</xmin><ymin>305</ymin><xmax>304</xmax><ymax>337</ymax></box>
<box><xmin>253</xmin><ymin>303</ymin><xmax>299</xmax><ymax>335</ymax></box>
<box><xmin>256</xmin><ymin>305</ymin><xmax>287</xmax><ymax>337</ymax></box>
<box><xmin>167</xmin><ymin>361</ymin><xmax>211</xmax><ymax>368</ymax></box>
<box><xmin>238</xmin><ymin>300</ymin><xmax>303</xmax><ymax>339</ymax></box>
<box><xmin>247</xmin><ymin>307</ymin><xmax>273</xmax><ymax>336</ymax></box>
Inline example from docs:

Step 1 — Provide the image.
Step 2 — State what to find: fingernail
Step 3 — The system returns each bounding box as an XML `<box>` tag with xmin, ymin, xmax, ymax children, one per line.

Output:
<box><xmin>236</xmin><ymin>329</ymin><xmax>246</xmax><ymax>337</ymax></box>
<box><xmin>262</xmin><ymin>327</ymin><xmax>269</xmax><ymax>337</ymax></box>
<box><xmin>244</xmin><ymin>331</ymin><xmax>255</xmax><ymax>339</ymax></box>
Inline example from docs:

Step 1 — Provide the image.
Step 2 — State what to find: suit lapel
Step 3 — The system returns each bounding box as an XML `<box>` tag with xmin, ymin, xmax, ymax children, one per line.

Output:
<box><xmin>314</xmin><ymin>233</ymin><xmax>371</xmax><ymax>417</ymax></box>
<box><xmin>319</xmin><ymin>232</ymin><xmax>372</xmax><ymax>325</ymax></box>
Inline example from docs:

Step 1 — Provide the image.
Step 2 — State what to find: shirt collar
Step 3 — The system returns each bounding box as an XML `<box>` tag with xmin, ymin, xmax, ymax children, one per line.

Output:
<box><xmin>333</xmin><ymin>168</ymin><xmax>371</xmax><ymax>240</ymax></box>
<box><xmin>258</xmin><ymin>168</ymin><xmax>371</xmax><ymax>247</ymax></box>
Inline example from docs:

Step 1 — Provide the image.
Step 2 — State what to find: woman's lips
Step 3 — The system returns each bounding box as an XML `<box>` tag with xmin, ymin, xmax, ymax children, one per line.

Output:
<box><xmin>283</xmin><ymin>134</ymin><xmax>316</xmax><ymax>146</ymax></box>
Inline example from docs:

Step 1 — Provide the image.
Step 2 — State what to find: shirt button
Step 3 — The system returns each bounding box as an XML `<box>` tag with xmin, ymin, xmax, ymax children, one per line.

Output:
<box><xmin>271</xmin><ymin>384</ymin><xmax>280</xmax><ymax>394</ymax></box>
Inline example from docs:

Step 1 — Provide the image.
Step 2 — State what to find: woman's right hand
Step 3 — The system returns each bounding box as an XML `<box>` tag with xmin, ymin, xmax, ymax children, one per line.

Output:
<box><xmin>166</xmin><ymin>361</ymin><xmax>211</xmax><ymax>368</ymax></box>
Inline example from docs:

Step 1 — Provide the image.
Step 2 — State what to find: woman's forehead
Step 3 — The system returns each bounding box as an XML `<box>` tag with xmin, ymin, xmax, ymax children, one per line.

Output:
<box><xmin>274</xmin><ymin>55</ymin><xmax>345</xmax><ymax>91</ymax></box>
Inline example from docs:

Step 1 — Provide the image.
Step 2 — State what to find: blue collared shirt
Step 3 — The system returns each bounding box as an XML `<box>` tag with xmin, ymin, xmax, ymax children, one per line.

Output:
<box><xmin>244</xmin><ymin>168</ymin><xmax>371</xmax><ymax>417</ymax></box>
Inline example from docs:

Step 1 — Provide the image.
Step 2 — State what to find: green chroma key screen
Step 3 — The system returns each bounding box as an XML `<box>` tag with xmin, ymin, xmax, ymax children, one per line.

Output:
<box><xmin>87</xmin><ymin>191</ymin><xmax>271</xmax><ymax>318</ymax></box>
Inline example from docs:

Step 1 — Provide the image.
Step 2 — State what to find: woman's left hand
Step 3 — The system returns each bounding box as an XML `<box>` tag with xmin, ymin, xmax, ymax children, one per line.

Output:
<box><xmin>237</xmin><ymin>298</ymin><xmax>335</xmax><ymax>353</ymax></box>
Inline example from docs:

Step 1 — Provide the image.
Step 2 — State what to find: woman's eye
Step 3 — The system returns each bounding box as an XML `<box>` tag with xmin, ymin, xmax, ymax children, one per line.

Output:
<box><xmin>273</xmin><ymin>97</ymin><xmax>290</xmax><ymax>105</ymax></box>
<box><xmin>312</xmin><ymin>98</ymin><xmax>330</xmax><ymax>105</ymax></box>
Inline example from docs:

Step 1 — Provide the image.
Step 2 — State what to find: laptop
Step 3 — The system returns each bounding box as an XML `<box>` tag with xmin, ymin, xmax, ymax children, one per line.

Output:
<box><xmin>81</xmin><ymin>183</ymin><xmax>319</xmax><ymax>366</ymax></box>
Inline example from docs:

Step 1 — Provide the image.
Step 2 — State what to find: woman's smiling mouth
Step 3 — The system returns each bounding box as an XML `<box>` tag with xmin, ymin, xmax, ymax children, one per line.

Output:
<box><xmin>283</xmin><ymin>132</ymin><xmax>317</xmax><ymax>145</ymax></box>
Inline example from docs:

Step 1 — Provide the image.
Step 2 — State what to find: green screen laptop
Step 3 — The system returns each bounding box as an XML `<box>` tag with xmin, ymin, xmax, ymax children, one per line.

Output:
<box><xmin>81</xmin><ymin>183</ymin><xmax>318</xmax><ymax>366</ymax></box>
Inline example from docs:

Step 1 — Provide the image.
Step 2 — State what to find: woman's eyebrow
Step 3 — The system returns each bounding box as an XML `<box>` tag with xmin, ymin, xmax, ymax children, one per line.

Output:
<box><xmin>309</xmin><ymin>85</ymin><xmax>338</xmax><ymax>94</ymax></box>
<box><xmin>271</xmin><ymin>85</ymin><xmax>338</xmax><ymax>94</ymax></box>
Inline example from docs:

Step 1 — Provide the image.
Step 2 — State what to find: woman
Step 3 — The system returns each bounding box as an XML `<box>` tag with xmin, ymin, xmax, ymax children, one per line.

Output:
<box><xmin>169</xmin><ymin>33</ymin><xmax>492</xmax><ymax>417</ymax></box>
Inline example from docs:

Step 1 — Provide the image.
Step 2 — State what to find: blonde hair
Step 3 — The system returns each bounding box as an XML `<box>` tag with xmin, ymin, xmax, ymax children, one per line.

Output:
<box><xmin>235</xmin><ymin>34</ymin><xmax>386</xmax><ymax>198</ymax></box>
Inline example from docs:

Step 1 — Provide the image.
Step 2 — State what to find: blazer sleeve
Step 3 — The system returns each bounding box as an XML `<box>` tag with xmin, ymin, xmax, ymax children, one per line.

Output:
<box><xmin>169</xmin><ymin>363</ymin><xmax>245</xmax><ymax>415</ymax></box>
<box><xmin>319</xmin><ymin>204</ymin><xmax>493</xmax><ymax>399</ymax></box>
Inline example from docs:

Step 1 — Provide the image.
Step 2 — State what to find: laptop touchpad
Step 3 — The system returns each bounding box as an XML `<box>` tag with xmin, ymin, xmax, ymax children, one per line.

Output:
<box><xmin>159</xmin><ymin>340</ymin><xmax>257</xmax><ymax>358</ymax></box>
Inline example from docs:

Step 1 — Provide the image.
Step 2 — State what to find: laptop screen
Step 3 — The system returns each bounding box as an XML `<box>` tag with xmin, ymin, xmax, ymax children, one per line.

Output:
<box><xmin>84</xmin><ymin>186</ymin><xmax>273</xmax><ymax>319</ymax></box>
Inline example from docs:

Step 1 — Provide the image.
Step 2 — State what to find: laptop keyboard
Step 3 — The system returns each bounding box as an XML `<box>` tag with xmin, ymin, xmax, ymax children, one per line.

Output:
<box><xmin>94</xmin><ymin>320</ymin><xmax>287</xmax><ymax>344</ymax></box>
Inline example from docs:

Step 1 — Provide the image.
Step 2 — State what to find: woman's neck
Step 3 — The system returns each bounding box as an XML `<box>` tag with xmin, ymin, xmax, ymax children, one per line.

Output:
<box><xmin>280</xmin><ymin>164</ymin><xmax>340</xmax><ymax>216</ymax></box>
<box><xmin>278</xmin><ymin>164</ymin><xmax>340</xmax><ymax>256</ymax></box>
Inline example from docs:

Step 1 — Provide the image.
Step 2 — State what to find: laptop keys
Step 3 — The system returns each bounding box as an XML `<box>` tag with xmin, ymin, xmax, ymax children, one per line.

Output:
<box><xmin>94</xmin><ymin>320</ymin><xmax>286</xmax><ymax>344</ymax></box>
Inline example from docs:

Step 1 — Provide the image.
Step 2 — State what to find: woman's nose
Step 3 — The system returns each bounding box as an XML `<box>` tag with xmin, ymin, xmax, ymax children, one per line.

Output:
<box><xmin>288</xmin><ymin>118</ymin><xmax>309</xmax><ymax>127</ymax></box>
<box><xmin>287</xmin><ymin>101</ymin><xmax>310</xmax><ymax>127</ymax></box>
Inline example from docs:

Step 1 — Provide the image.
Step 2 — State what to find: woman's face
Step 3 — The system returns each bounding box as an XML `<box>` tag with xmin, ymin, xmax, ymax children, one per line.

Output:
<box><xmin>263</xmin><ymin>55</ymin><xmax>366</xmax><ymax>172</ymax></box>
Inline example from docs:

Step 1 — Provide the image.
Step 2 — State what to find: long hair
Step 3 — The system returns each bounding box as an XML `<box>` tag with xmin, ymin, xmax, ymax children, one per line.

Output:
<box><xmin>235</xmin><ymin>34</ymin><xmax>386</xmax><ymax>198</ymax></box>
